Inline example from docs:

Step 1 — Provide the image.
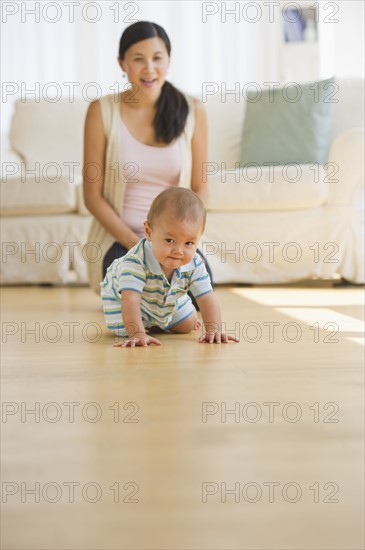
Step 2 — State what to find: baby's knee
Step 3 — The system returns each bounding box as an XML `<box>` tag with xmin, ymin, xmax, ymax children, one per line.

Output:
<box><xmin>170</xmin><ymin>311</ymin><xmax>197</xmax><ymax>333</ymax></box>
<box><xmin>184</xmin><ymin>312</ymin><xmax>198</xmax><ymax>332</ymax></box>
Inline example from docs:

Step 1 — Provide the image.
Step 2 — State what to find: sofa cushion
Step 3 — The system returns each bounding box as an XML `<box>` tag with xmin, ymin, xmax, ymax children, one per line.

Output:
<box><xmin>0</xmin><ymin>214</ymin><xmax>79</xmax><ymax>284</ymax></box>
<box><xmin>197</xmin><ymin>78</ymin><xmax>364</xmax><ymax>168</ymax></box>
<box><xmin>330</xmin><ymin>79</ymin><xmax>365</xmax><ymax>141</ymax></box>
<box><xmin>207</xmin><ymin>164</ymin><xmax>328</xmax><ymax>211</ymax></box>
<box><xmin>240</xmin><ymin>77</ymin><xmax>336</xmax><ymax>166</ymax></box>
<box><xmin>9</xmin><ymin>97</ymin><xmax>89</xmax><ymax>175</ymax></box>
<box><xmin>1</xmin><ymin>176</ymin><xmax>78</xmax><ymax>216</ymax></box>
<box><xmin>204</xmin><ymin>93</ymin><xmax>247</xmax><ymax>167</ymax></box>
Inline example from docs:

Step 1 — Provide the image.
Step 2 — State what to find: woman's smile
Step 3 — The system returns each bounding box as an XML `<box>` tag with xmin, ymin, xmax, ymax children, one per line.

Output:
<box><xmin>140</xmin><ymin>78</ymin><xmax>157</xmax><ymax>87</ymax></box>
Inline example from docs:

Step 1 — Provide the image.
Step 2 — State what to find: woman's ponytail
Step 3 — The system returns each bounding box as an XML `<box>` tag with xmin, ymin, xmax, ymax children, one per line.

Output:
<box><xmin>154</xmin><ymin>81</ymin><xmax>189</xmax><ymax>144</ymax></box>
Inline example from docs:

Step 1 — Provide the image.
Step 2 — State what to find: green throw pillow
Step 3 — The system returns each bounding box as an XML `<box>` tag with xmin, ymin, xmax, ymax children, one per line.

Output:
<box><xmin>240</xmin><ymin>77</ymin><xmax>336</xmax><ymax>166</ymax></box>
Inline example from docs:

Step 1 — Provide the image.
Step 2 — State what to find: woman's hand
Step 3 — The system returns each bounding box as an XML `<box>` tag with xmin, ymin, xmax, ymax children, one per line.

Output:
<box><xmin>198</xmin><ymin>332</ymin><xmax>239</xmax><ymax>344</ymax></box>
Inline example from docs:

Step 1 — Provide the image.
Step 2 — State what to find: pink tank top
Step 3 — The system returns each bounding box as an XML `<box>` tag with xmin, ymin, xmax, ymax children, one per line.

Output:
<box><xmin>119</xmin><ymin>118</ymin><xmax>182</xmax><ymax>238</ymax></box>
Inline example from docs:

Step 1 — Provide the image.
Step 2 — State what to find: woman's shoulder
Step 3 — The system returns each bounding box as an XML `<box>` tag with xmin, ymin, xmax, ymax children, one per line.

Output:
<box><xmin>192</xmin><ymin>96</ymin><xmax>206</xmax><ymax>114</ymax></box>
<box><xmin>183</xmin><ymin>93</ymin><xmax>207</xmax><ymax>127</ymax></box>
<box><xmin>96</xmin><ymin>93</ymin><xmax>120</xmax><ymax>109</ymax></box>
<box><xmin>87</xmin><ymin>93</ymin><xmax>121</xmax><ymax>134</ymax></box>
<box><xmin>179</xmin><ymin>91</ymin><xmax>201</xmax><ymax>108</ymax></box>
<box><xmin>179</xmin><ymin>92</ymin><xmax>207</xmax><ymax>121</ymax></box>
<box><xmin>84</xmin><ymin>94</ymin><xmax>115</xmax><ymax>120</ymax></box>
<box><xmin>87</xmin><ymin>93</ymin><xmax>123</xmax><ymax>114</ymax></box>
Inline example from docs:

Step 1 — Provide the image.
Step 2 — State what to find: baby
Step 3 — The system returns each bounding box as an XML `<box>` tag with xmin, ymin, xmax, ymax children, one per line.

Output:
<box><xmin>101</xmin><ymin>187</ymin><xmax>239</xmax><ymax>347</ymax></box>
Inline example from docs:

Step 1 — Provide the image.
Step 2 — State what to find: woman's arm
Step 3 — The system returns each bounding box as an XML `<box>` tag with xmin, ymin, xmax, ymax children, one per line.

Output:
<box><xmin>83</xmin><ymin>100</ymin><xmax>140</xmax><ymax>249</ymax></box>
<box><xmin>190</xmin><ymin>98</ymin><xmax>208</xmax><ymax>205</ymax></box>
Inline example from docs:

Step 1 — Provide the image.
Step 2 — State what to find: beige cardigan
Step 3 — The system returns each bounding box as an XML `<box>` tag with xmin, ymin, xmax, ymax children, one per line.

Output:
<box><xmin>86</xmin><ymin>92</ymin><xmax>196</xmax><ymax>294</ymax></box>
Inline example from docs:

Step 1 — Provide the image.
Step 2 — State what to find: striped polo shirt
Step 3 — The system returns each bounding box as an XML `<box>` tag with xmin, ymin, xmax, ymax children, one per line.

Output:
<box><xmin>100</xmin><ymin>238</ymin><xmax>213</xmax><ymax>335</ymax></box>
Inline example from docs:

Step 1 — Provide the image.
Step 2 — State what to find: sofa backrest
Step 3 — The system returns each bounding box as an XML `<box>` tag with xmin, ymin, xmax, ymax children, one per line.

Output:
<box><xmin>8</xmin><ymin>78</ymin><xmax>364</xmax><ymax>172</ymax></box>
<box><xmin>9</xmin><ymin>97</ymin><xmax>89</xmax><ymax>176</ymax></box>
<box><xmin>203</xmin><ymin>78</ymin><xmax>365</xmax><ymax>166</ymax></box>
<box><xmin>204</xmin><ymin>91</ymin><xmax>248</xmax><ymax>168</ymax></box>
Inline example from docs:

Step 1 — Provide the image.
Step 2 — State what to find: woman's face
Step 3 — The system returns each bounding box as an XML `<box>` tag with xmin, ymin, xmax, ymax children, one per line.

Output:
<box><xmin>119</xmin><ymin>36</ymin><xmax>170</xmax><ymax>98</ymax></box>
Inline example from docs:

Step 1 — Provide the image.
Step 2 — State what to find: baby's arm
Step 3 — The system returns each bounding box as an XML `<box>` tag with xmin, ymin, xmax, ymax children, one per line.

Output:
<box><xmin>113</xmin><ymin>290</ymin><xmax>161</xmax><ymax>348</ymax></box>
<box><xmin>196</xmin><ymin>292</ymin><xmax>239</xmax><ymax>344</ymax></box>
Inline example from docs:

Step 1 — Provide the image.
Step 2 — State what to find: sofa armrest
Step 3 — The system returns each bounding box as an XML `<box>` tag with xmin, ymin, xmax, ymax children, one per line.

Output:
<box><xmin>1</xmin><ymin>148</ymin><xmax>24</xmax><ymax>182</ymax></box>
<box><xmin>1</xmin><ymin>176</ymin><xmax>78</xmax><ymax>216</ymax></box>
<box><xmin>326</xmin><ymin>127</ymin><xmax>365</xmax><ymax>208</ymax></box>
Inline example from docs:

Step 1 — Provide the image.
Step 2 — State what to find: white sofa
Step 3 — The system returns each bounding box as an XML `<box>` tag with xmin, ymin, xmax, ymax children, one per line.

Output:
<box><xmin>1</xmin><ymin>78</ymin><xmax>364</xmax><ymax>286</ymax></box>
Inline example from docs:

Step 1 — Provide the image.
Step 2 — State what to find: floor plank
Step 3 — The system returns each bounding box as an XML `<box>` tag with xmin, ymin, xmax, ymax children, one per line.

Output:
<box><xmin>1</xmin><ymin>285</ymin><xmax>364</xmax><ymax>550</ymax></box>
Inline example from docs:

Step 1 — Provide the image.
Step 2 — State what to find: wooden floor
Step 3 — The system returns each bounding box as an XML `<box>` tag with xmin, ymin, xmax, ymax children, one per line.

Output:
<box><xmin>1</xmin><ymin>283</ymin><xmax>364</xmax><ymax>550</ymax></box>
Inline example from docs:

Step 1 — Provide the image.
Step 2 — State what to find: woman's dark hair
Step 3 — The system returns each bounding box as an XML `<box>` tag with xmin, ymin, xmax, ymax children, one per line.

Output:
<box><xmin>118</xmin><ymin>21</ymin><xmax>189</xmax><ymax>144</ymax></box>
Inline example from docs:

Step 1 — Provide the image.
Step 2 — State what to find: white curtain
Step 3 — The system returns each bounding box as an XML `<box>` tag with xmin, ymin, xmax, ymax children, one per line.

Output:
<box><xmin>1</xmin><ymin>0</ymin><xmax>276</xmax><ymax>136</ymax></box>
<box><xmin>1</xmin><ymin>1</ymin><xmax>363</xmax><ymax>136</ymax></box>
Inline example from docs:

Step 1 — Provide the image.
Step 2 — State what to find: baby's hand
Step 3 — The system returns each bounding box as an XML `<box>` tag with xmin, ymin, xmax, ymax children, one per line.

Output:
<box><xmin>114</xmin><ymin>334</ymin><xmax>161</xmax><ymax>348</ymax></box>
<box><xmin>198</xmin><ymin>331</ymin><xmax>239</xmax><ymax>344</ymax></box>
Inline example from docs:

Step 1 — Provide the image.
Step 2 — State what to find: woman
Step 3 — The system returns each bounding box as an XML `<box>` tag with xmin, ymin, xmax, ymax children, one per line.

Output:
<box><xmin>83</xmin><ymin>21</ymin><xmax>210</xmax><ymax>294</ymax></box>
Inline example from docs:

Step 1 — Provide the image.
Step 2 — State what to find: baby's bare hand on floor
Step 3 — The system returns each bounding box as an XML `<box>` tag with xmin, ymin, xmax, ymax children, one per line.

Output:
<box><xmin>114</xmin><ymin>335</ymin><xmax>161</xmax><ymax>348</ymax></box>
<box><xmin>198</xmin><ymin>332</ymin><xmax>239</xmax><ymax>344</ymax></box>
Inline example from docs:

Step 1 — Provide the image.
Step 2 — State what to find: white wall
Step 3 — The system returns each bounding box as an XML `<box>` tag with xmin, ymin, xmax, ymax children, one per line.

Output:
<box><xmin>1</xmin><ymin>1</ymin><xmax>271</xmax><ymax>137</ymax></box>
<box><xmin>1</xmin><ymin>0</ymin><xmax>364</xmax><ymax>139</ymax></box>
<box><xmin>333</xmin><ymin>0</ymin><xmax>364</xmax><ymax>78</ymax></box>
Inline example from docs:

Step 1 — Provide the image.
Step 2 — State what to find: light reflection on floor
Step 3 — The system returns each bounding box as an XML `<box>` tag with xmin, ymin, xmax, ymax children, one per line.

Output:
<box><xmin>231</xmin><ymin>287</ymin><xmax>364</xmax><ymax>307</ymax></box>
<box><xmin>231</xmin><ymin>287</ymin><xmax>365</xmax><ymax>346</ymax></box>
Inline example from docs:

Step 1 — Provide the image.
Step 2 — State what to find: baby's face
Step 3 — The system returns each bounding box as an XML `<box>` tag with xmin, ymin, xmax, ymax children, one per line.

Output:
<box><xmin>144</xmin><ymin>213</ymin><xmax>203</xmax><ymax>277</ymax></box>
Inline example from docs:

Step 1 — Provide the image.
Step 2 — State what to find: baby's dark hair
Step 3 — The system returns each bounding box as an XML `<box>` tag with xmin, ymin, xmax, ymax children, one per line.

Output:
<box><xmin>147</xmin><ymin>188</ymin><xmax>206</xmax><ymax>232</ymax></box>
